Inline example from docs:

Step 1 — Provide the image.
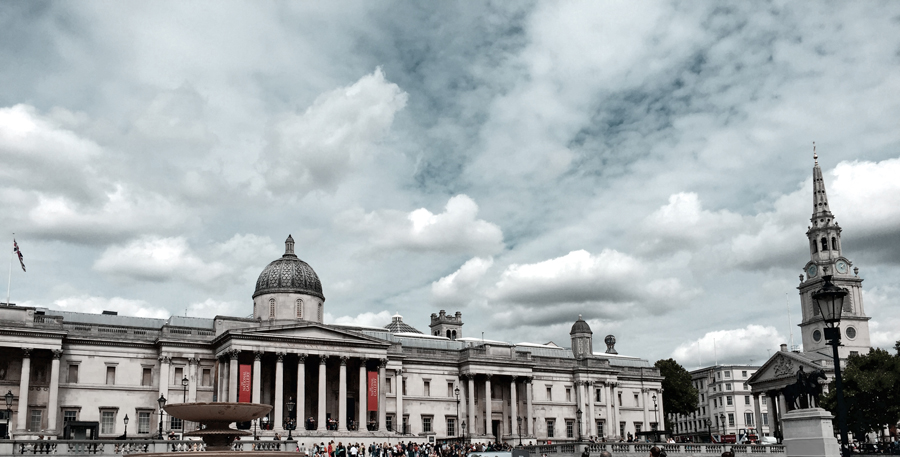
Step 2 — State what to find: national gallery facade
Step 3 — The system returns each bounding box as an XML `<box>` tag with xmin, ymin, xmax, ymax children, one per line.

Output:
<box><xmin>0</xmin><ymin>236</ymin><xmax>663</xmax><ymax>443</ymax></box>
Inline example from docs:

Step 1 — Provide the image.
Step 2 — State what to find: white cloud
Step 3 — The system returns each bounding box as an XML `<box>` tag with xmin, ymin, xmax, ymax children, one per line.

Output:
<box><xmin>260</xmin><ymin>68</ymin><xmax>408</xmax><ymax>195</ymax></box>
<box><xmin>40</xmin><ymin>295</ymin><xmax>171</xmax><ymax>319</ymax></box>
<box><xmin>188</xmin><ymin>298</ymin><xmax>246</xmax><ymax>319</ymax></box>
<box><xmin>431</xmin><ymin>256</ymin><xmax>494</xmax><ymax>305</ymax></box>
<box><xmin>93</xmin><ymin>233</ymin><xmax>279</xmax><ymax>287</ymax></box>
<box><xmin>326</xmin><ymin>310</ymin><xmax>392</xmax><ymax>328</ymax></box>
<box><xmin>339</xmin><ymin>194</ymin><xmax>504</xmax><ymax>256</ymax></box>
<box><xmin>671</xmin><ymin>325</ymin><xmax>785</xmax><ymax>368</ymax></box>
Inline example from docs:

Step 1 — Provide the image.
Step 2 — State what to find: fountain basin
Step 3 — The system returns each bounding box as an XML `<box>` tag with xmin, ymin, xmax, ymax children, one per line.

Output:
<box><xmin>164</xmin><ymin>402</ymin><xmax>271</xmax><ymax>423</ymax></box>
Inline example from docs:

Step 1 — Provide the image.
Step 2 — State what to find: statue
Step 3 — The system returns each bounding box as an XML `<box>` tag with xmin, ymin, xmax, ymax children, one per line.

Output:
<box><xmin>782</xmin><ymin>366</ymin><xmax>827</xmax><ymax>410</ymax></box>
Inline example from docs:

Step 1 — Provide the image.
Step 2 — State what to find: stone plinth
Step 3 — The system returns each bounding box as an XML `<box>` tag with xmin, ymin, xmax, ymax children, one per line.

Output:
<box><xmin>782</xmin><ymin>408</ymin><xmax>840</xmax><ymax>457</ymax></box>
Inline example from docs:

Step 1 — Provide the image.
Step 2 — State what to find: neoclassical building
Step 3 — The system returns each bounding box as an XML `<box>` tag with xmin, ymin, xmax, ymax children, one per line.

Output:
<box><xmin>747</xmin><ymin>153</ymin><xmax>873</xmax><ymax>440</ymax></box>
<box><xmin>0</xmin><ymin>236</ymin><xmax>663</xmax><ymax>443</ymax></box>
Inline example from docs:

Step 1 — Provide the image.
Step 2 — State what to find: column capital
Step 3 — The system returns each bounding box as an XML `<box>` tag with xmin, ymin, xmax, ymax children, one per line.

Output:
<box><xmin>320</xmin><ymin>355</ymin><xmax>328</xmax><ymax>365</ymax></box>
<box><xmin>297</xmin><ymin>353</ymin><xmax>307</xmax><ymax>362</ymax></box>
<box><xmin>378</xmin><ymin>358</ymin><xmax>388</xmax><ymax>369</ymax></box>
<box><xmin>254</xmin><ymin>351</ymin><xmax>263</xmax><ymax>361</ymax></box>
<box><xmin>159</xmin><ymin>355</ymin><xmax>171</xmax><ymax>363</ymax></box>
<box><xmin>229</xmin><ymin>350</ymin><xmax>240</xmax><ymax>360</ymax></box>
<box><xmin>22</xmin><ymin>348</ymin><xmax>32</xmax><ymax>358</ymax></box>
<box><xmin>484</xmin><ymin>373</ymin><xmax>492</xmax><ymax>381</ymax></box>
<box><xmin>188</xmin><ymin>357</ymin><xmax>198</xmax><ymax>365</ymax></box>
<box><xmin>395</xmin><ymin>367</ymin><xmax>403</xmax><ymax>376</ymax></box>
<box><xmin>277</xmin><ymin>352</ymin><xmax>285</xmax><ymax>362</ymax></box>
<box><xmin>52</xmin><ymin>349</ymin><xmax>63</xmax><ymax>359</ymax></box>
<box><xmin>511</xmin><ymin>375</ymin><xmax>518</xmax><ymax>382</ymax></box>
<box><xmin>641</xmin><ymin>387</ymin><xmax>650</xmax><ymax>393</ymax></box>
<box><xmin>340</xmin><ymin>355</ymin><xmax>349</xmax><ymax>365</ymax></box>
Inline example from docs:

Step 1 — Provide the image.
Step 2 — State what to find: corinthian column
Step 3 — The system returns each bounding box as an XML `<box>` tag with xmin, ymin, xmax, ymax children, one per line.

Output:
<box><xmin>252</xmin><ymin>352</ymin><xmax>262</xmax><ymax>404</ymax></box>
<box><xmin>275</xmin><ymin>353</ymin><xmax>284</xmax><ymax>430</ymax></box>
<box><xmin>338</xmin><ymin>356</ymin><xmax>348</xmax><ymax>431</ymax></box>
<box><xmin>484</xmin><ymin>375</ymin><xmax>492</xmax><ymax>437</ymax></box>
<box><xmin>297</xmin><ymin>355</ymin><xmax>306</xmax><ymax>428</ymax></box>
<box><xmin>317</xmin><ymin>356</ymin><xmax>327</xmax><ymax>431</ymax></box>
<box><xmin>358</xmin><ymin>361</ymin><xmax>367</xmax><ymax>431</ymax></box>
<box><xmin>510</xmin><ymin>377</ymin><xmax>518</xmax><ymax>441</ymax></box>
<box><xmin>229</xmin><ymin>351</ymin><xmax>239</xmax><ymax>402</ymax></box>
<box><xmin>467</xmin><ymin>375</ymin><xmax>475</xmax><ymax>436</ymax></box>
<box><xmin>47</xmin><ymin>350</ymin><xmax>62</xmax><ymax>434</ymax></box>
<box><xmin>378</xmin><ymin>359</ymin><xmax>387</xmax><ymax>432</ymax></box>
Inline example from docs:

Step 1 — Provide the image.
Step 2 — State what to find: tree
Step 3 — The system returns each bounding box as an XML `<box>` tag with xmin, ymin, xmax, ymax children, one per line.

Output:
<box><xmin>820</xmin><ymin>347</ymin><xmax>900</xmax><ymax>440</ymax></box>
<box><xmin>655</xmin><ymin>358</ymin><xmax>699</xmax><ymax>433</ymax></box>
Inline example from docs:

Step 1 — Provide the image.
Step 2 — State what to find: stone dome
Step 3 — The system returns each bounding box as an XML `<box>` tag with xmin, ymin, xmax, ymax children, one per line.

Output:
<box><xmin>570</xmin><ymin>314</ymin><xmax>592</xmax><ymax>334</ymax></box>
<box><xmin>253</xmin><ymin>235</ymin><xmax>324</xmax><ymax>300</ymax></box>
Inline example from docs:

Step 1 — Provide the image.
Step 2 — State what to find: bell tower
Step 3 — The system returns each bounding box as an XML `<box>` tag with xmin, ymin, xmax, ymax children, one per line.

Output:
<box><xmin>797</xmin><ymin>147</ymin><xmax>871</xmax><ymax>358</ymax></box>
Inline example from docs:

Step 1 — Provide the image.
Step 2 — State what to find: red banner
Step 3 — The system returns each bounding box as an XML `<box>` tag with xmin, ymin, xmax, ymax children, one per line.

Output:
<box><xmin>239</xmin><ymin>364</ymin><xmax>252</xmax><ymax>403</ymax></box>
<box><xmin>367</xmin><ymin>371</ymin><xmax>378</xmax><ymax>411</ymax></box>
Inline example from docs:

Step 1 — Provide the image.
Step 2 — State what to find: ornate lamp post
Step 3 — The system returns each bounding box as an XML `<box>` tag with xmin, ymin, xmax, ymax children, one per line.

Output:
<box><xmin>285</xmin><ymin>397</ymin><xmax>296</xmax><ymax>441</ymax></box>
<box><xmin>812</xmin><ymin>273</ymin><xmax>851</xmax><ymax>457</ymax></box>
<box><xmin>517</xmin><ymin>416</ymin><xmax>523</xmax><ymax>447</ymax></box>
<box><xmin>157</xmin><ymin>395</ymin><xmax>167</xmax><ymax>440</ymax></box>
<box><xmin>253</xmin><ymin>418</ymin><xmax>258</xmax><ymax>441</ymax></box>
<box><xmin>181</xmin><ymin>377</ymin><xmax>189</xmax><ymax>436</ymax></box>
<box><xmin>705</xmin><ymin>418</ymin><xmax>711</xmax><ymax>443</ymax></box>
<box><xmin>576</xmin><ymin>408</ymin><xmax>583</xmax><ymax>442</ymax></box>
<box><xmin>454</xmin><ymin>386</ymin><xmax>460</xmax><ymax>440</ymax></box>
<box><xmin>720</xmin><ymin>414</ymin><xmax>726</xmax><ymax>441</ymax></box>
<box><xmin>262</xmin><ymin>416</ymin><xmax>269</xmax><ymax>433</ymax></box>
<box><xmin>652</xmin><ymin>395</ymin><xmax>659</xmax><ymax>433</ymax></box>
<box><xmin>124</xmin><ymin>414</ymin><xmax>129</xmax><ymax>440</ymax></box>
<box><xmin>5</xmin><ymin>390</ymin><xmax>14</xmax><ymax>439</ymax></box>
<box><xmin>461</xmin><ymin>420</ymin><xmax>466</xmax><ymax>445</ymax></box>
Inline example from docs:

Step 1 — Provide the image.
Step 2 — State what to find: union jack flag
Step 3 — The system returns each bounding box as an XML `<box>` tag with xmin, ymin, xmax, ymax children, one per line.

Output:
<box><xmin>13</xmin><ymin>239</ymin><xmax>25</xmax><ymax>272</ymax></box>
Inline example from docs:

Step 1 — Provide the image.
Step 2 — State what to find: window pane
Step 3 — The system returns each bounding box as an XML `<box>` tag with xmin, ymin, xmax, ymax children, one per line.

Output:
<box><xmin>101</xmin><ymin>411</ymin><xmax>115</xmax><ymax>435</ymax></box>
<box><xmin>139</xmin><ymin>412</ymin><xmax>151</xmax><ymax>434</ymax></box>
<box><xmin>68</xmin><ymin>365</ymin><xmax>79</xmax><ymax>384</ymax></box>
<box><xmin>106</xmin><ymin>367</ymin><xmax>116</xmax><ymax>385</ymax></box>
<box><xmin>30</xmin><ymin>410</ymin><xmax>42</xmax><ymax>431</ymax></box>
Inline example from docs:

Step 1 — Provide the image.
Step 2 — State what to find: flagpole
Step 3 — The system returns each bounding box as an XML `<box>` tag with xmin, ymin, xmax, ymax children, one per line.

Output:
<box><xmin>6</xmin><ymin>233</ymin><xmax>12</xmax><ymax>306</ymax></box>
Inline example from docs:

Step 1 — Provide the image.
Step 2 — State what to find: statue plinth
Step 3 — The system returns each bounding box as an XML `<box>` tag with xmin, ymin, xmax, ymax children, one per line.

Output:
<box><xmin>781</xmin><ymin>408</ymin><xmax>840</xmax><ymax>457</ymax></box>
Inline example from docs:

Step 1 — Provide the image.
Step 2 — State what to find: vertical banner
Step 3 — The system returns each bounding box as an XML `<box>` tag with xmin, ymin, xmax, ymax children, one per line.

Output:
<box><xmin>367</xmin><ymin>371</ymin><xmax>378</xmax><ymax>411</ymax></box>
<box><xmin>239</xmin><ymin>364</ymin><xmax>252</xmax><ymax>403</ymax></box>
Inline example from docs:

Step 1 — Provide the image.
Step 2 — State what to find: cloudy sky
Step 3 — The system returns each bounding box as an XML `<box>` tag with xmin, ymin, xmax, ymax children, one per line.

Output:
<box><xmin>2</xmin><ymin>1</ymin><xmax>899</xmax><ymax>369</ymax></box>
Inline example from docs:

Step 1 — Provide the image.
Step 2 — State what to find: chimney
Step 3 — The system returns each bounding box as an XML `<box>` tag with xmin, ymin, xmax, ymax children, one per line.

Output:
<box><xmin>780</xmin><ymin>344</ymin><xmax>788</xmax><ymax>352</ymax></box>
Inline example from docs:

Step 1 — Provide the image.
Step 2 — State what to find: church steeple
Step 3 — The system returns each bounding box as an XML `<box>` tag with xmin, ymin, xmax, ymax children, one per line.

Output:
<box><xmin>798</xmin><ymin>146</ymin><xmax>870</xmax><ymax>358</ymax></box>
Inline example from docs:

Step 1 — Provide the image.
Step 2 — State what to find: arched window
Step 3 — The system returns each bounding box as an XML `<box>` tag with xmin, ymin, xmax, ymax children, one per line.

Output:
<box><xmin>269</xmin><ymin>298</ymin><xmax>276</xmax><ymax>318</ymax></box>
<box><xmin>451</xmin><ymin>330</ymin><xmax>457</xmax><ymax>340</ymax></box>
<box><xmin>296</xmin><ymin>299</ymin><xmax>303</xmax><ymax>318</ymax></box>
<box><xmin>832</xmin><ymin>237</ymin><xmax>838</xmax><ymax>251</ymax></box>
<box><xmin>318</xmin><ymin>303</ymin><xmax>323</xmax><ymax>321</ymax></box>
<box><xmin>811</xmin><ymin>239</ymin><xmax>817</xmax><ymax>253</ymax></box>
<box><xmin>446</xmin><ymin>330</ymin><xmax>451</xmax><ymax>338</ymax></box>
<box><xmin>821</xmin><ymin>237</ymin><xmax>828</xmax><ymax>251</ymax></box>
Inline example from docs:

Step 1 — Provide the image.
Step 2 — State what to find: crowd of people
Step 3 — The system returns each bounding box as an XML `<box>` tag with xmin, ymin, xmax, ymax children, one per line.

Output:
<box><xmin>302</xmin><ymin>440</ymin><xmax>513</xmax><ymax>457</ymax></box>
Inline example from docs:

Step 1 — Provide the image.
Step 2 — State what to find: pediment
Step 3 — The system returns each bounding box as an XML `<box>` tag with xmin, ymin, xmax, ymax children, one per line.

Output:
<box><xmin>228</xmin><ymin>322</ymin><xmax>389</xmax><ymax>346</ymax></box>
<box><xmin>748</xmin><ymin>351</ymin><xmax>829</xmax><ymax>391</ymax></box>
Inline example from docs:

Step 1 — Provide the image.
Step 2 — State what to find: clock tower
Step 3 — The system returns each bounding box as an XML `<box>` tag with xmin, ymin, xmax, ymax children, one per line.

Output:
<box><xmin>797</xmin><ymin>150</ymin><xmax>871</xmax><ymax>358</ymax></box>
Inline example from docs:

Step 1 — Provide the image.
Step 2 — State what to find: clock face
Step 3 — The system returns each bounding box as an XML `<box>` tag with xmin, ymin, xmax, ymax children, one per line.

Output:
<box><xmin>807</xmin><ymin>265</ymin><xmax>818</xmax><ymax>278</ymax></box>
<box><xmin>836</xmin><ymin>260</ymin><xmax>849</xmax><ymax>274</ymax></box>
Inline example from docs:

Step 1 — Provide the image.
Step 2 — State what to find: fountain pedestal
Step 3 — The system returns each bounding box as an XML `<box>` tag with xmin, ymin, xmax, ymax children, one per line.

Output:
<box><xmin>163</xmin><ymin>402</ymin><xmax>272</xmax><ymax>452</ymax></box>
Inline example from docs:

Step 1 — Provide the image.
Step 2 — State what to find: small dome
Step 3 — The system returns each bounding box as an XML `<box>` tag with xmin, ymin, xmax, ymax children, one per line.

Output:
<box><xmin>570</xmin><ymin>314</ymin><xmax>592</xmax><ymax>334</ymax></box>
<box><xmin>253</xmin><ymin>235</ymin><xmax>324</xmax><ymax>300</ymax></box>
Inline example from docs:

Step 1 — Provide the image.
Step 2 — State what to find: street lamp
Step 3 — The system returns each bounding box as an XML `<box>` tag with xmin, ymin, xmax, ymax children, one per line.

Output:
<box><xmin>124</xmin><ymin>414</ymin><xmax>129</xmax><ymax>440</ymax></box>
<box><xmin>517</xmin><ymin>416</ymin><xmax>523</xmax><ymax>447</ymax></box>
<box><xmin>285</xmin><ymin>397</ymin><xmax>296</xmax><ymax>441</ymax></box>
<box><xmin>5</xmin><ymin>390</ymin><xmax>14</xmax><ymax>439</ymax></box>
<box><xmin>705</xmin><ymin>418</ymin><xmax>712</xmax><ymax>443</ymax></box>
<box><xmin>461</xmin><ymin>420</ymin><xmax>466</xmax><ymax>444</ymax></box>
<box><xmin>652</xmin><ymin>395</ymin><xmax>659</xmax><ymax>432</ymax></box>
<box><xmin>720</xmin><ymin>414</ymin><xmax>726</xmax><ymax>441</ymax></box>
<box><xmin>576</xmin><ymin>408</ymin><xmax>583</xmax><ymax>442</ymax></box>
<box><xmin>454</xmin><ymin>386</ymin><xmax>460</xmax><ymax>439</ymax></box>
<box><xmin>253</xmin><ymin>418</ymin><xmax>258</xmax><ymax>441</ymax></box>
<box><xmin>182</xmin><ymin>377</ymin><xmax>189</xmax><ymax>402</ymax></box>
<box><xmin>262</xmin><ymin>416</ymin><xmax>269</xmax><ymax>433</ymax></box>
<box><xmin>157</xmin><ymin>395</ymin><xmax>167</xmax><ymax>440</ymax></box>
<box><xmin>812</xmin><ymin>274</ymin><xmax>851</xmax><ymax>457</ymax></box>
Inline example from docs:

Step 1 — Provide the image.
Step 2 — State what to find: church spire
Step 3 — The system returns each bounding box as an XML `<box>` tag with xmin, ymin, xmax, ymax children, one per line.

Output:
<box><xmin>811</xmin><ymin>142</ymin><xmax>834</xmax><ymax>225</ymax></box>
<box><xmin>807</xmin><ymin>145</ymin><xmax>842</xmax><ymax>261</ymax></box>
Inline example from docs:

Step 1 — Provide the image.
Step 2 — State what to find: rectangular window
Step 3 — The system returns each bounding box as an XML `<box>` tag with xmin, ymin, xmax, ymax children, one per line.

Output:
<box><xmin>402</xmin><ymin>379</ymin><xmax>407</xmax><ymax>396</ymax></box>
<box><xmin>422</xmin><ymin>416</ymin><xmax>432</xmax><ymax>433</ymax></box>
<box><xmin>566</xmin><ymin>388</ymin><xmax>572</xmax><ymax>402</ymax></box>
<box><xmin>595</xmin><ymin>388</ymin><xmax>602</xmax><ymax>403</ymax></box>
<box><xmin>745</xmin><ymin>396</ymin><xmax>751</xmax><ymax>405</ymax></box>
<box><xmin>448</xmin><ymin>382</ymin><xmax>455</xmax><ymax>397</ymax></box>
<box><xmin>726</xmin><ymin>396</ymin><xmax>733</xmax><ymax>406</ymax></box>
<box><xmin>619</xmin><ymin>422</ymin><xmax>625</xmax><ymax>438</ymax></box>
<box><xmin>724</xmin><ymin>371</ymin><xmax>731</xmax><ymax>378</ymax></box>
<box><xmin>447</xmin><ymin>417</ymin><xmax>456</xmax><ymax>436</ymax></box>
<box><xmin>142</xmin><ymin>368</ymin><xmax>152</xmax><ymax>386</ymax></box>
<box><xmin>566</xmin><ymin>420</ymin><xmax>574</xmax><ymax>438</ymax></box>
<box><xmin>617</xmin><ymin>392</ymin><xmax>622</xmax><ymax>406</ymax></box>
<box><xmin>386</xmin><ymin>415</ymin><xmax>393</xmax><ymax>432</ymax></box>
<box><xmin>546</xmin><ymin>419</ymin><xmax>555</xmax><ymax>438</ymax></box>
<box><xmin>634</xmin><ymin>393</ymin><xmax>639</xmax><ymax>406</ymax></box>
<box><xmin>386</xmin><ymin>377</ymin><xmax>393</xmax><ymax>394</ymax></box>
<box><xmin>762</xmin><ymin>397</ymin><xmax>767</xmax><ymax>405</ymax></box>
<box><xmin>170</xmin><ymin>416</ymin><xmax>182</xmax><ymax>431</ymax></box>
<box><xmin>402</xmin><ymin>416</ymin><xmax>408</xmax><ymax>435</ymax></box>
<box><xmin>762</xmin><ymin>413</ymin><xmax>769</xmax><ymax>425</ymax></box>
<box><xmin>138</xmin><ymin>411</ymin><xmax>151</xmax><ymax>434</ymax></box>
<box><xmin>64</xmin><ymin>410</ymin><xmax>78</xmax><ymax>423</ymax></box>
<box><xmin>726</xmin><ymin>383</ymin><xmax>732</xmax><ymax>391</ymax></box>
<box><xmin>424</xmin><ymin>381</ymin><xmax>431</xmax><ymax>397</ymax></box>
<box><xmin>30</xmin><ymin>409</ymin><xmax>42</xmax><ymax>431</ymax></box>
<box><xmin>743</xmin><ymin>383</ymin><xmax>749</xmax><ymax>390</ymax></box>
<box><xmin>702</xmin><ymin>406</ymin><xmax>706</xmax><ymax>415</ymax></box>
<box><xmin>728</xmin><ymin>413</ymin><xmax>735</xmax><ymax>427</ymax></box>
<box><xmin>106</xmin><ymin>366</ymin><xmax>116</xmax><ymax>385</ymax></box>
<box><xmin>635</xmin><ymin>423</ymin><xmax>642</xmax><ymax>434</ymax></box>
<box><xmin>67</xmin><ymin>365</ymin><xmax>79</xmax><ymax>384</ymax></box>
<box><xmin>745</xmin><ymin>413</ymin><xmax>753</xmax><ymax>426</ymax></box>
<box><xmin>596</xmin><ymin>420</ymin><xmax>604</xmax><ymax>437</ymax></box>
<box><xmin>546</xmin><ymin>387</ymin><xmax>552</xmax><ymax>401</ymax></box>
<box><xmin>742</xmin><ymin>371</ymin><xmax>748</xmax><ymax>377</ymax></box>
<box><xmin>174</xmin><ymin>367</ymin><xmax>183</xmax><ymax>384</ymax></box>
<box><xmin>716</xmin><ymin>372</ymin><xmax>721</xmax><ymax>379</ymax></box>
<box><xmin>202</xmin><ymin>369</ymin><xmax>211</xmax><ymax>387</ymax></box>
<box><xmin>101</xmin><ymin>411</ymin><xmax>115</xmax><ymax>435</ymax></box>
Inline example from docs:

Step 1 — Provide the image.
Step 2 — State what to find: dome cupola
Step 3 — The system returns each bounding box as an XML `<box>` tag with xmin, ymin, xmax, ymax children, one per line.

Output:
<box><xmin>570</xmin><ymin>315</ymin><xmax>594</xmax><ymax>360</ymax></box>
<box><xmin>252</xmin><ymin>235</ymin><xmax>325</xmax><ymax>323</ymax></box>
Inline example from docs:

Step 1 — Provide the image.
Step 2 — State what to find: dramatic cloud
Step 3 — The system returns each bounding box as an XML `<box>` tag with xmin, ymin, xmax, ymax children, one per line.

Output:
<box><xmin>327</xmin><ymin>310</ymin><xmax>393</xmax><ymax>328</ymax></box>
<box><xmin>260</xmin><ymin>68</ymin><xmax>408</xmax><ymax>196</ymax></box>
<box><xmin>671</xmin><ymin>325</ymin><xmax>786</xmax><ymax>369</ymax></box>
<box><xmin>338</xmin><ymin>195</ymin><xmax>504</xmax><ymax>256</ymax></box>
<box><xmin>431</xmin><ymin>256</ymin><xmax>494</xmax><ymax>305</ymax></box>
<box><xmin>33</xmin><ymin>295</ymin><xmax>171</xmax><ymax>319</ymax></box>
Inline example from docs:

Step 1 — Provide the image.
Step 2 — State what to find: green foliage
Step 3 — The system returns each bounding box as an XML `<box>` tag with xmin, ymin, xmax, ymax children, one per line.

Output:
<box><xmin>654</xmin><ymin>358</ymin><xmax>699</xmax><ymax>432</ymax></box>
<box><xmin>820</xmin><ymin>347</ymin><xmax>900</xmax><ymax>437</ymax></box>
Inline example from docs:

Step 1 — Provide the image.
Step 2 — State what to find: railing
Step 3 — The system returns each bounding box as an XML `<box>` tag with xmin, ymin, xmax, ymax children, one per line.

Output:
<box><xmin>0</xmin><ymin>439</ymin><xmax>298</xmax><ymax>455</ymax></box>
<box><xmin>529</xmin><ymin>442</ymin><xmax>785</xmax><ymax>455</ymax></box>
